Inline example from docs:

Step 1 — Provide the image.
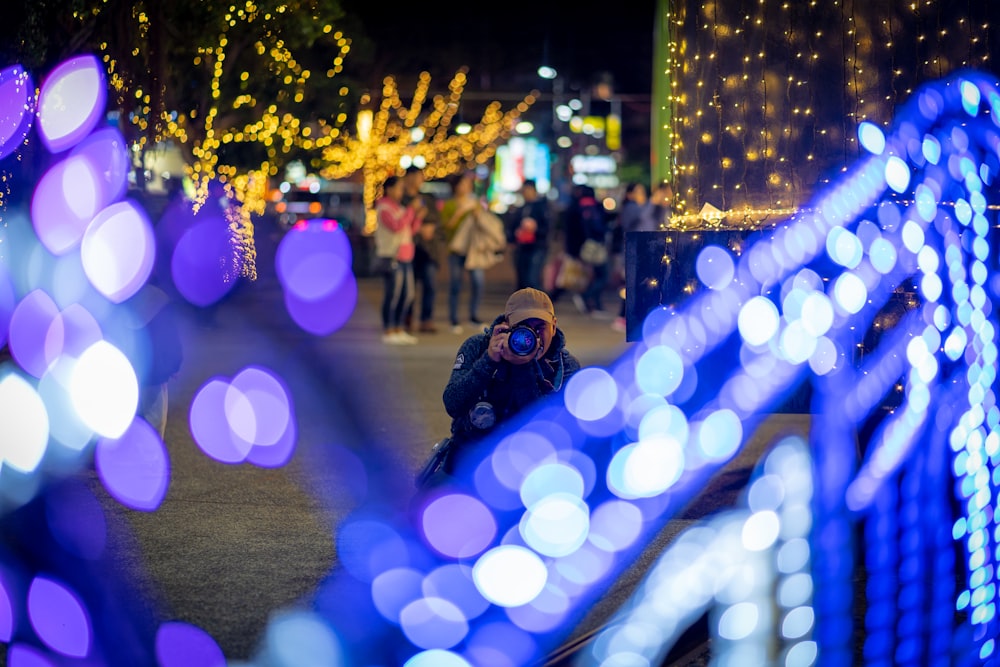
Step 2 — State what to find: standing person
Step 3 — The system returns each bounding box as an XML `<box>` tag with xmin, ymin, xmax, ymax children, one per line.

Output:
<box><xmin>402</xmin><ymin>165</ymin><xmax>443</xmax><ymax>333</ymax></box>
<box><xmin>612</xmin><ymin>182</ymin><xmax>656</xmax><ymax>331</ymax></box>
<box><xmin>441</xmin><ymin>170</ymin><xmax>485</xmax><ymax>334</ymax></box>
<box><xmin>419</xmin><ymin>287</ymin><xmax>581</xmax><ymax>484</ymax></box>
<box><xmin>506</xmin><ymin>179</ymin><xmax>549</xmax><ymax>291</ymax></box>
<box><xmin>374</xmin><ymin>175</ymin><xmax>425</xmax><ymax>345</ymax></box>
<box><xmin>572</xmin><ymin>185</ymin><xmax>611</xmax><ymax>317</ymax></box>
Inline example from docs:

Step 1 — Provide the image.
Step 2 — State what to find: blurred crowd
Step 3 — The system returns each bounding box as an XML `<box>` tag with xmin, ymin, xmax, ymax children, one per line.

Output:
<box><xmin>374</xmin><ymin>167</ymin><xmax>673</xmax><ymax>344</ymax></box>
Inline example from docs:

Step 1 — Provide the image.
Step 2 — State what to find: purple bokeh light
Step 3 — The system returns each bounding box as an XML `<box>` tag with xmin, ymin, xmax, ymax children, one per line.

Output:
<box><xmin>81</xmin><ymin>201</ymin><xmax>155</xmax><ymax>303</ymax></box>
<box><xmin>244</xmin><ymin>419</ymin><xmax>297</xmax><ymax>468</ymax></box>
<box><xmin>371</xmin><ymin>567</ymin><xmax>424</xmax><ymax>623</ymax></box>
<box><xmin>7</xmin><ymin>289</ymin><xmax>60</xmax><ymax>378</ymax></box>
<box><xmin>400</xmin><ymin>597</ymin><xmax>469</xmax><ymax>650</ymax></box>
<box><xmin>423</xmin><ymin>564</ymin><xmax>490</xmax><ymax>621</ymax></box>
<box><xmin>31</xmin><ymin>154</ymin><xmax>104</xmax><ymax>255</ymax></box>
<box><xmin>0</xmin><ymin>570</ymin><xmax>13</xmax><ymax>642</ymax></box>
<box><xmin>587</xmin><ymin>500</ymin><xmax>643</xmax><ymax>553</ymax></box>
<box><xmin>0</xmin><ymin>64</ymin><xmax>34</xmax><ymax>161</ymax></box>
<box><xmin>464</xmin><ymin>622</ymin><xmax>538</xmax><ymax>667</ymax></box>
<box><xmin>276</xmin><ymin>218</ymin><xmax>357</xmax><ymax>335</ymax></box>
<box><xmin>275</xmin><ymin>221</ymin><xmax>352</xmax><ymax>300</ymax></box>
<box><xmin>188</xmin><ymin>367</ymin><xmax>297</xmax><ymax>467</ymax></box>
<box><xmin>0</xmin><ymin>261</ymin><xmax>16</xmax><ymax>349</ymax></box>
<box><xmin>26</xmin><ymin>576</ymin><xmax>91</xmax><ymax>658</ymax></box>
<box><xmin>227</xmin><ymin>366</ymin><xmax>293</xmax><ymax>448</ymax></box>
<box><xmin>95</xmin><ymin>417</ymin><xmax>169</xmax><ymax>511</ymax></box>
<box><xmin>189</xmin><ymin>378</ymin><xmax>253</xmax><ymax>464</ymax></box>
<box><xmin>504</xmin><ymin>583</ymin><xmax>570</xmax><ymax>633</ymax></box>
<box><xmin>53</xmin><ymin>303</ymin><xmax>102</xmax><ymax>358</ymax></box>
<box><xmin>155</xmin><ymin>621</ymin><xmax>227</xmax><ymax>667</ymax></box>
<box><xmin>70</xmin><ymin>127</ymin><xmax>129</xmax><ymax>206</ymax></box>
<box><xmin>170</xmin><ymin>219</ymin><xmax>237</xmax><ymax>307</ymax></box>
<box><xmin>36</xmin><ymin>54</ymin><xmax>106</xmax><ymax>153</ymax></box>
<box><xmin>282</xmin><ymin>271</ymin><xmax>358</xmax><ymax>336</ymax></box>
<box><xmin>6</xmin><ymin>644</ymin><xmax>55</xmax><ymax>667</ymax></box>
<box><xmin>420</xmin><ymin>494</ymin><xmax>497</xmax><ymax>559</ymax></box>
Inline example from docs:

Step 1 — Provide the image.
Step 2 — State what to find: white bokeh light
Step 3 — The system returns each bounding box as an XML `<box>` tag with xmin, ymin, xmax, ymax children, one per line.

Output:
<box><xmin>519</xmin><ymin>492</ymin><xmax>590</xmax><ymax>557</ymax></box>
<box><xmin>738</xmin><ymin>297</ymin><xmax>780</xmax><ymax>347</ymax></box>
<box><xmin>607</xmin><ymin>436</ymin><xmax>685</xmax><ymax>499</ymax></box>
<box><xmin>0</xmin><ymin>372</ymin><xmax>50</xmax><ymax>473</ymax></box>
<box><xmin>800</xmin><ymin>292</ymin><xmax>834</xmax><ymax>337</ymax></box>
<box><xmin>69</xmin><ymin>340</ymin><xmax>138</xmax><ymax>439</ymax></box>
<box><xmin>832</xmin><ymin>273</ymin><xmax>867</xmax><ymax>315</ymax></box>
<box><xmin>635</xmin><ymin>344</ymin><xmax>684</xmax><ymax>396</ymax></box>
<box><xmin>564</xmin><ymin>368</ymin><xmax>618</xmax><ymax>421</ymax></box>
<box><xmin>472</xmin><ymin>546</ymin><xmax>547</xmax><ymax>607</ymax></box>
<box><xmin>695</xmin><ymin>409</ymin><xmax>743</xmax><ymax>462</ymax></box>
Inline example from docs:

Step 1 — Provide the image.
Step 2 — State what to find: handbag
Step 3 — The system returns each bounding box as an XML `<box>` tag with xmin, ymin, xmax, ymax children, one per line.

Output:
<box><xmin>555</xmin><ymin>254</ymin><xmax>590</xmax><ymax>292</ymax></box>
<box><xmin>462</xmin><ymin>209</ymin><xmax>507</xmax><ymax>270</ymax></box>
<box><xmin>448</xmin><ymin>213</ymin><xmax>474</xmax><ymax>255</ymax></box>
<box><xmin>580</xmin><ymin>238</ymin><xmax>608</xmax><ymax>265</ymax></box>
<box><xmin>415</xmin><ymin>437</ymin><xmax>455</xmax><ymax>488</ymax></box>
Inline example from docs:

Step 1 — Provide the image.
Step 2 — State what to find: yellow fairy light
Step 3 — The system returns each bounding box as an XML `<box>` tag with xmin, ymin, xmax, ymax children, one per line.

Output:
<box><xmin>656</xmin><ymin>0</ymin><xmax>984</xmax><ymax>224</ymax></box>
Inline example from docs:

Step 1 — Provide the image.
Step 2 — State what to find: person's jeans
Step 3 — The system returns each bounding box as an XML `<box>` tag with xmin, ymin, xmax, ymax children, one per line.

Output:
<box><xmin>583</xmin><ymin>261</ymin><xmax>608</xmax><ymax>311</ymax></box>
<box><xmin>448</xmin><ymin>253</ymin><xmax>484</xmax><ymax>324</ymax></box>
<box><xmin>382</xmin><ymin>260</ymin><xmax>414</xmax><ymax>329</ymax></box>
<box><xmin>514</xmin><ymin>245</ymin><xmax>546</xmax><ymax>290</ymax></box>
<box><xmin>416</xmin><ymin>259</ymin><xmax>438</xmax><ymax>322</ymax></box>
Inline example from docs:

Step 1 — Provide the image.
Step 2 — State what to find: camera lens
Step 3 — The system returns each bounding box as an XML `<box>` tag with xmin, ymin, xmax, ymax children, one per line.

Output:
<box><xmin>507</xmin><ymin>325</ymin><xmax>537</xmax><ymax>356</ymax></box>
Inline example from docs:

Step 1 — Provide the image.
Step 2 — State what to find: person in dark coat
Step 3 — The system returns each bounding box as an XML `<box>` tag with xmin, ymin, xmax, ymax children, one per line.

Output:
<box><xmin>438</xmin><ymin>287</ymin><xmax>581</xmax><ymax>476</ymax></box>
<box><xmin>506</xmin><ymin>179</ymin><xmax>550</xmax><ymax>291</ymax></box>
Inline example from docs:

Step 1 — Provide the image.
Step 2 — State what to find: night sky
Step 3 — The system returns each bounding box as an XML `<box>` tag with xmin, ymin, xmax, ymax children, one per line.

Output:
<box><xmin>337</xmin><ymin>1</ymin><xmax>658</xmax><ymax>97</ymax></box>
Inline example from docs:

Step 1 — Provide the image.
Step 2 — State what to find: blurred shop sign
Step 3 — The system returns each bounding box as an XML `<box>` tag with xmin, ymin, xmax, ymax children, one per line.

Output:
<box><xmin>570</xmin><ymin>154</ymin><xmax>619</xmax><ymax>188</ymax></box>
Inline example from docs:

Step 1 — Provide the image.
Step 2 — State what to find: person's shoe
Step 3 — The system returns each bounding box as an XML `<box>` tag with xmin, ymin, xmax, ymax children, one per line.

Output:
<box><xmin>451</xmin><ymin>324</ymin><xmax>464</xmax><ymax>335</ymax></box>
<box><xmin>419</xmin><ymin>322</ymin><xmax>438</xmax><ymax>333</ymax></box>
<box><xmin>397</xmin><ymin>331</ymin><xmax>419</xmax><ymax>344</ymax></box>
<box><xmin>571</xmin><ymin>294</ymin><xmax>587</xmax><ymax>314</ymax></box>
<box><xmin>382</xmin><ymin>331</ymin><xmax>404</xmax><ymax>345</ymax></box>
<box><xmin>611</xmin><ymin>317</ymin><xmax>627</xmax><ymax>333</ymax></box>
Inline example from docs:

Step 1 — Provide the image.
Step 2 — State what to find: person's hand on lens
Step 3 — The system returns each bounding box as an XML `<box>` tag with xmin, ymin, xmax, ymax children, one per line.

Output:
<box><xmin>488</xmin><ymin>323</ymin><xmax>509</xmax><ymax>363</ymax></box>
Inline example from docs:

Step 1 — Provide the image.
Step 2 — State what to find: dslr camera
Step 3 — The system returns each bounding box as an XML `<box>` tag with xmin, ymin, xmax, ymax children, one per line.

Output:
<box><xmin>506</xmin><ymin>323</ymin><xmax>539</xmax><ymax>357</ymax></box>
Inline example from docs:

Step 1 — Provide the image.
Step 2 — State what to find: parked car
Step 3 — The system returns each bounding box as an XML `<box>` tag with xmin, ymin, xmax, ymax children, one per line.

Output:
<box><xmin>269</xmin><ymin>188</ymin><xmax>327</xmax><ymax>230</ymax></box>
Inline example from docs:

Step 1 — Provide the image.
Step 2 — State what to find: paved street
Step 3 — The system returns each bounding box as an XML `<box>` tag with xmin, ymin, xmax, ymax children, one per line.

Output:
<box><xmin>80</xmin><ymin>215</ymin><xmax>808</xmax><ymax>665</ymax></box>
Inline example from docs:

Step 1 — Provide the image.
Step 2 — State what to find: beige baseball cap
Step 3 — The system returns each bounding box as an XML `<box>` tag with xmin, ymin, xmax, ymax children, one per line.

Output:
<box><xmin>504</xmin><ymin>288</ymin><xmax>556</xmax><ymax>326</ymax></box>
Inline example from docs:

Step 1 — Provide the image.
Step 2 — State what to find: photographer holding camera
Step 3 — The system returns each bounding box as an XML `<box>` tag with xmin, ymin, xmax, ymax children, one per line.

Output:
<box><xmin>427</xmin><ymin>288</ymin><xmax>580</xmax><ymax>480</ymax></box>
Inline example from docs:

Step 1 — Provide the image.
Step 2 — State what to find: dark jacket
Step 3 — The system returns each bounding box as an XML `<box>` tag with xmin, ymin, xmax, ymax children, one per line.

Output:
<box><xmin>443</xmin><ymin>315</ymin><xmax>581</xmax><ymax>448</ymax></box>
<box><xmin>505</xmin><ymin>198</ymin><xmax>549</xmax><ymax>249</ymax></box>
<box><xmin>403</xmin><ymin>191</ymin><xmax>444</xmax><ymax>266</ymax></box>
<box><xmin>562</xmin><ymin>192</ymin><xmax>606</xmax><ymax>258</ymax></box>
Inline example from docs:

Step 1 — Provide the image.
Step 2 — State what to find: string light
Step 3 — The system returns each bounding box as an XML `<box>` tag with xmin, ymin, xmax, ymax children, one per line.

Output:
<box><xmin>95</xmin><ymin>6</ymin><xmax>354</xmax><ymax>280</ymax></box>
<box><xmin>657</xmin><ymin>0</ymin><xmax>994</xmax><ymax>227</ymax></box>
<box><xmin>316</xmin><ymin>69</ymin><xmax>537</xmax><ymax>233</ymax></box>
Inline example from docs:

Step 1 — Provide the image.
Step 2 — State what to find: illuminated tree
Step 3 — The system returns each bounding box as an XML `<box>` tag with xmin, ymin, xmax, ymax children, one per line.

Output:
<box><xmin>318</xmin><ymin>68</ymin><xmax>538</xmax><ymax>232</ymax></box>
<box><xmin>94</xmin><ymin>1</ymin><xmax>359</xmax><ymax>280</ymax></box>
